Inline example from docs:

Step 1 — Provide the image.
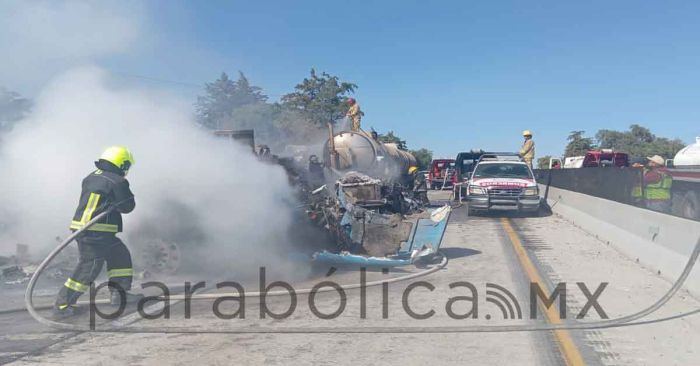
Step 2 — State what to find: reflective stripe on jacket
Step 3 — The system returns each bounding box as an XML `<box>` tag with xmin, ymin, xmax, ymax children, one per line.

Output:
<box><xmin>644</xmin><ymin>171</ymin><xmax>672</xmax><ymax>201</ymax></box>
<box><xmin>70</xmin><ymin>162</ymin><xmax>135</xmax><ymax>233</ymax></box>
<box><xmin>632</xmin><ymin>168</ymin><xmax>673</xmax><ymax>201</ymax></box>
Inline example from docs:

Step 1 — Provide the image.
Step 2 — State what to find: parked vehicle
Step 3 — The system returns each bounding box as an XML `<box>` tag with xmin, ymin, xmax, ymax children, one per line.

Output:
<box><xmin>549</xmin><ymin>149</ymin><xmax>629</xmax><ymax>169</ymax></box>
<box><xmin>667</xmin><ymin>137</ymin><xmax>700</xmax><ymax>220</ymax></box>
<box><xmin>466</xmin><ymin>160</ymin><xmax>541</xmax><ymax>215</ymax></box>
<box><xmin>454</xmin><ymin>151</ymin><xmax>485</xmax><ymax>197</ymax></box>
<box><xmin>478</xmin><ymin>152</ymin><xmax>522</xmax><ymax>163</ymax></box>
<box><xmin>428</xmin><ymin>159</ymin><xmax>456</xmax><ymax>190</ymax></box>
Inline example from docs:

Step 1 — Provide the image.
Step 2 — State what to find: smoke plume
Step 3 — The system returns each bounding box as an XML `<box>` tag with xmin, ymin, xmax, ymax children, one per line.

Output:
<box><xmin>0</xmin><ymin>67</ymin><xmax>303</xmax><ymax>279</ymax></box>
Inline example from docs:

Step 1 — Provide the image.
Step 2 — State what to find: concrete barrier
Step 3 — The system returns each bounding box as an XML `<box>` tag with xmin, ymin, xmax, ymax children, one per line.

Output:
<box><xmin>540</xmin><ymin>184</ymin><xmax>700</xmax><ymax>298</ymax></box>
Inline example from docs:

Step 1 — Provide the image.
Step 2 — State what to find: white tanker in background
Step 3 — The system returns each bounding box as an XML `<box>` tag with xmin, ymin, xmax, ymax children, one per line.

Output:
<box><xmin>668</xmin><ymin>137</ymin><xmax>700</xmax><ymax>220</ymax></box>
<box><xmin>323</xmin><ymin>129</ymin><xmax>417</xmax><ymax>180</ymax></box>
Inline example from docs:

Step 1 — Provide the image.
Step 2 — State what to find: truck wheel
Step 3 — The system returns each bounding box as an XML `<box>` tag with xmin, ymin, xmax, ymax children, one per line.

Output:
<box><xmin>680</xmin><ymin>191</ymin><xmax>700</xmax><ymax>220</ymax></box>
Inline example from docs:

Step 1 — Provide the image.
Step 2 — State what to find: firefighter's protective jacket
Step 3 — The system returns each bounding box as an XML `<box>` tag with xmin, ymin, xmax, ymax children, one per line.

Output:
<box><xmin>520</xmin><ymin>139</ymin><xmax>535</xmax><ymax>161</ymax></box>
<box><xmin>347</xmin><ymin>103</ymin><xmax>362</xmax><ymax>131</ymax></box>
<box><xmin>347</xmin><ymin>103</ymin><xmax>361</xmax><ymax>119</ymax></box>
<box><xmin>69</xmin><ymin>161</ymin><xmax>135</xmax><ymax>233</ymax></box>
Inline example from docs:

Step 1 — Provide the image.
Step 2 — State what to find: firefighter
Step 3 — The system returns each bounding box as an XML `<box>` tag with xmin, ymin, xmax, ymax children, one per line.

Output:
<box><xmin>636</xmin><ymin>155</ymin><xmax>673</xmax><ymax>213</ymax></box>
<box><xmin>519</xmin><ymin>130</ymin><xmax>535</xmax><ymax>168</ymax></box>
<box><xmin>54</xmin><ymin>146</ymin><xmax>143</xmax><ymax>318</ymax></box>
<box><xmin>406</xmin><ymin>166</ymin><xmax>420</xmax><ymax>190</ymax></box>
<box><xmin>346</xmin><ymin>98</ymin><xmax>363</xmax><ymax>132</ymax></box>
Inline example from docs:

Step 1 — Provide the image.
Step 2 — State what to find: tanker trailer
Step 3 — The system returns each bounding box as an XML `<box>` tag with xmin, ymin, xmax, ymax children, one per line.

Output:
<box><xmin>669</xmin><ymin>137</ymin><xmax>700</xmax><ymax>220</ymax></box>
<box><xmin>322</xmin><ymin>130</ymin><xmax>416</xmax><ymax>179</ymax></box>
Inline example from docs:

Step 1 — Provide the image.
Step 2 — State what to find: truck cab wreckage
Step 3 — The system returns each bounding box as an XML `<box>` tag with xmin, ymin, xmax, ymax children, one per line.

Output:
<box><xmin>305</xmin><ymin>128</ymin><xmax>451</xmax><ymax>267</ymax></box>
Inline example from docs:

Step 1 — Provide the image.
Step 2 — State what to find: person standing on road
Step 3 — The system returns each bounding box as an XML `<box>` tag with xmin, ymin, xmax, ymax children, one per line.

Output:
<box><xmin>346</xmin><ymin>98</ymin><xmax>363</xmax><ymax>132</ymax></box>
<box><xmin>54</xmin><ymin>146</ymin><xmax>143</xmax><ymax>318</ymax></box>
<box><xmin>636</xmin><ymin>155</ymin><xmax>673</xmax><ymax>213</ymax></box>
<box><xmin>519</xmin><ymin>130</ymin><xmax>535</xmax><ymax>168</ymax></box>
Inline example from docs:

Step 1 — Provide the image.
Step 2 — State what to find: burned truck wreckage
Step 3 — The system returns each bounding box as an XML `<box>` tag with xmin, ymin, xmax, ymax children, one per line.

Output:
<box><xmin>199</xmin><ymin>128</ymin><xmax>451</xmax><ymax>269</ymax></box>
<box><xmin>305</xmin><ymin>172</ymin><xmax>450</xmax><ymax>267</ymax></box>
<box><xmin>295</xmin><ymin>129</ymin><xmax>451</xmax><ymax>267</ymax></box>
<box><xmin>130</xmin><ymin>127</ymin><xmax>451</xmax><ymax>273</ymax></box>
<box><xmin>1</xmin><ymin>129</ymin><xmax>449</xmax><ymax>287</ymax></box>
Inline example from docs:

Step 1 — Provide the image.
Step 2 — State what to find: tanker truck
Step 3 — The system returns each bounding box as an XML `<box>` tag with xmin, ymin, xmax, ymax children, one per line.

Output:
<box><xmin>668</xmin><ymin>137</ymin><xmax>700</xmax><ymax>220</ymax></box>
<box><xmin>322</xmin><ymin>129</ymin><xmax>417</xmax><ymax>180</ymax></box>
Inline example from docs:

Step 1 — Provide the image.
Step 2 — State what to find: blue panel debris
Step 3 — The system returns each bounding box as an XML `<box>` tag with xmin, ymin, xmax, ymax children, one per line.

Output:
<box><xmin>313</xmin><ymin>205</ymin><xmax>451</xmax><ymax>267</ymax></box>
<box><xmin>312</xmin><ymin>251</ymin><xmax>411</xmax><ymax>267</ymax></box>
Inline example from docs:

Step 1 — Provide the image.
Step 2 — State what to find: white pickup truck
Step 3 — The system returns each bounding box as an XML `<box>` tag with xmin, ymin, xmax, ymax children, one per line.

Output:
<box><xmin>466</xmin><ymin>160</ymin><xmax>541</xmax><ymax>215</ymax></box>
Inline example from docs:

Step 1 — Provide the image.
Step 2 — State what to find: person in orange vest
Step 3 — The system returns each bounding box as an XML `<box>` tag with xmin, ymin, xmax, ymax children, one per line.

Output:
<box><xmin>346</xmin><ymin>98</ymin><xmax>363</xmax><ymax>132</ymax></box>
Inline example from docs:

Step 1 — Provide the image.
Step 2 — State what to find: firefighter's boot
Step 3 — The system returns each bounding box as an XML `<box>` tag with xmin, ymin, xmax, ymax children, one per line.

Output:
<box><xmin>52</xmin><ymin>304</ymin><xmax>87</xmax><ymax>319</ymax></box>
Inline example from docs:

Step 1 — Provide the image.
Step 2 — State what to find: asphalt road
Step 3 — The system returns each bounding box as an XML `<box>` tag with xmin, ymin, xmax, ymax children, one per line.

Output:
<box><xmin>2</xmin><ymin>190</ymin><xmax>700</xmax><ymax>365</ymax></box>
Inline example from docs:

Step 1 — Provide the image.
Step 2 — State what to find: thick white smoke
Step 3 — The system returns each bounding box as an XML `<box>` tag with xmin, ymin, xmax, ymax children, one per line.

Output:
<box><xmin>0</xmin><ymin>67</ymin><xmax>301</xmax><ymax>278</ymax></box>
<box><xmin>0</xmin><ymin>1</ymin><xmax>145</xmax><ymax>91</ymax></box>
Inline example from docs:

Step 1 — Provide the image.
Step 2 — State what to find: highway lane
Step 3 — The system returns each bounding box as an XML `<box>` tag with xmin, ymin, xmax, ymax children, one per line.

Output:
<box><xmin>4</xmin><ymin>190</ymin><xmax>700</xmax><ymax>365</ymax></box>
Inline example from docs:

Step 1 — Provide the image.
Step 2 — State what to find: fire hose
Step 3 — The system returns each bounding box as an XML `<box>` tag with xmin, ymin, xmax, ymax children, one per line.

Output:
<box><xmin>23</xmin><ymin>208</ymin><xmax>700</xmax><ymax>333</ymax></box>
<box><xmin>23</xmin><ymin>209</ymin><xmax>449</xmax><ymax>331</ymax></box>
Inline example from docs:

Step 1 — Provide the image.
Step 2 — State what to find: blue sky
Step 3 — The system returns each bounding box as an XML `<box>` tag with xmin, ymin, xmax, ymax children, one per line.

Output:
<box><xmin>8</xmin><ymin>1</ymin><xmax>700</xmax><ymax>158</ymax></box>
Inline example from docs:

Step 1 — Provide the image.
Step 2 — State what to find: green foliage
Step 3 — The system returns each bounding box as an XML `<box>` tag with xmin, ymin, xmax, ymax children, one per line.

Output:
<box><xmin>0</xmin><ymin>88</ymin><xmax>32</xmax><ymax>132</ymax></box>
<box><xmin>195</xmin><ymin>69</ymin><xmax>429</xmax><ymax>160</ymax></box>
<box><xmin>537</xmin><ymin>155</ymin><xmax>552</xmax><ymax>169</ymax></box>
<box><xmin>281</xmin><ymin>69</ymin><xmax>357</xmax><ymax>127</ymax></box>
<box><xmin>595</xmin><ymin>124</ymin><xmax>685</xmax><ymax>159</ymax></box>
<box><xmin>378</xmin><ymin>130</ymin><xmax>407</xmax><ymax>150</ymax></box>
<box><xmin>195</xmin><ymin>72</ymin><xmax>268</xmax><ymax>129</ymax></box>
<box><xmin>556</xmin><ymin>125</ymin><xmax>686</xmax><ymax>161</ymax></box>
<box><xmin>564</xmin><ymin>130</ymin><xmax>596</xmax><ymax>157</ymax></box>
<box><xmin>410</xmin><ymin>148</ymin><xmax>433</xmax><ymax>170</ymax></box>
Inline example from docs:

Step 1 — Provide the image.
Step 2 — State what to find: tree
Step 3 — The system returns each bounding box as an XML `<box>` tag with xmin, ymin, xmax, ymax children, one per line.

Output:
<box><xmin>410</xmin><ymin>148</ymin><xmax>433</xmax><ymax>171</ymax></box>
<box><xmin>537</xmin><ymin>155</ymin><xmax>553</xmax><ymax>169</ymax></box>
<box><xmin>596</xmin><ymin>124</ymin><xmax>685</xmax><ymax>159</ymax></box>
<box><xmin>231</xmin><ymin>72</ymin><xmax>267</xmax><ymax>107</ymax></box>
<box><xmin>195</xmin><ymin>72</ymin><xmax>267</xmax><ymax>129</ymax></box>
<box><xmin>378</xmin><ymin>130</ymin><xmax>407</xmax><ymax>150</ymax></box>
<box><xmin>281</xmin><ymin>69</ymin><xmax>357</xmax><ymax>127</ymax></box>
<box><xmin>0</xmin><ymin>88</ymin><xmax>32</xmax><ymax>132</ymax></box>
<box><xmin>564</xmin><ymin>131</ymin><xmax>596</xmax><ymax>157</ymax></box>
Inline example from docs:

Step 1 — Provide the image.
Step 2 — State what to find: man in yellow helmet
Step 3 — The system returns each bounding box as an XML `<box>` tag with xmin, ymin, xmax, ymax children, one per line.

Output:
<box><xmin>403</xmin><ymin>166</ymin><xmax>419</xmax><ymax>189</ymax></box>
<box><xmin>519</xmin><ymin>130</ymin><xmax>536</xmax><ymax>168</ymax></box>
<box><xmin>54</xmin><ymin>146</ymin><xmax>142</xmax><ymax>317</ymax></box>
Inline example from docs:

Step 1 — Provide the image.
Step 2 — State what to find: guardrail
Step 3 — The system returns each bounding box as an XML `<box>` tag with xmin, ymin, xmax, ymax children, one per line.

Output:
<box><xmin>535</xmin><ymin>168</ymin><xmax>699</xmax><ymax>222</ymax></box>
<box><xmin>538</xmin><ymin>177</ymin><xmax>700</xmax><ymax>298</ymax></box>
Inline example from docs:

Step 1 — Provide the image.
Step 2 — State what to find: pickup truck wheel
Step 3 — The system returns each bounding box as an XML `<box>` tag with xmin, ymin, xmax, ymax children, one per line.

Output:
<box><xmin>681</xmin><ymin>191</ymin><xmax>700</xmax><ymax>220</ymax></box>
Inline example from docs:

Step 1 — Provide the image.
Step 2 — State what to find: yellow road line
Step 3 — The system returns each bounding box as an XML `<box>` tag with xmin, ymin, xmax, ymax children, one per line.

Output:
<box><xmin>500</xmin><ymin>217</ymin><xmax>587</xmax><ymax>366</ymax></box>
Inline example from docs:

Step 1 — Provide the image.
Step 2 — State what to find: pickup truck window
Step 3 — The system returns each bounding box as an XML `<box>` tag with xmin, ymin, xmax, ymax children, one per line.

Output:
<box><xmin>473</xmin><ymin>163</ymin><xmax>533</xmax><ymax>179</ymax></box>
